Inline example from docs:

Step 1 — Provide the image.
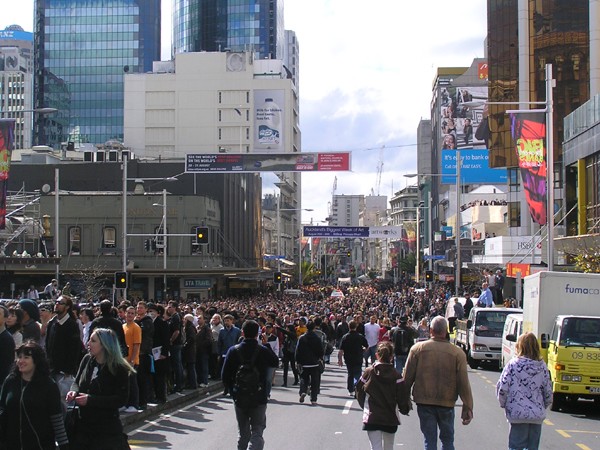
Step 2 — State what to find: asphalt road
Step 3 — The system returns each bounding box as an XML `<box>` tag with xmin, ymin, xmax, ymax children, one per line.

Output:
<box><xmin>126</xmin><ymin>354</ymin><xmax>600</xmax><ymax>449</ymax></box>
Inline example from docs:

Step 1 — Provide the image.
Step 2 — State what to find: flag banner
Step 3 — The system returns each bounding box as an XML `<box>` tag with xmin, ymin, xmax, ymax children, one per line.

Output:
<box><xmin>0</xmin><ymin>119</ymin><xmax>16</xmax><ymax>229</ymax></box>
<box><xmin>510</xmin><ymin>112</ymin><xmax>547</xmax><ymax>225</ymax></box>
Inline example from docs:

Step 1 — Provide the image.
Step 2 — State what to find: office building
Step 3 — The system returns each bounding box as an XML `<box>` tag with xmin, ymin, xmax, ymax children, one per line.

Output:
<box><xmin>172</xmin><ymin>0</ymin><xmax>284</xmax><ymax>60</ymax></box>
<box><xmin>33</xmin><ymin>0</ymin><xmax>161</xmax><ymax>148</ymax></box>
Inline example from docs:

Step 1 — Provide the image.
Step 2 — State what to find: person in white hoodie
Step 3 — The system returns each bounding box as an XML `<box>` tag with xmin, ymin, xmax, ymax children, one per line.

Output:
<box><xmin>496</xmin><ymin>332</ymin><xmax>552</xmax><ymax>450</ymax></box>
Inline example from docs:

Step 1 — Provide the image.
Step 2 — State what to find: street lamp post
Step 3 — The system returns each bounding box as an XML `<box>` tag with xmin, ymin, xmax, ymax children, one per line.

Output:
<box><xmin>152</xmin><ymin>189</ymin><xmax>168</xmax><ymax>300</ymax></box>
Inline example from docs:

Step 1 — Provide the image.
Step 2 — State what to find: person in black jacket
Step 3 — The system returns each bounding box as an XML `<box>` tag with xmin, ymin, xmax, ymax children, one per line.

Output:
<box><xmin>195</xmin><ymin>313</ymin><xmax>212</xmax><ymax>387</ymax></box>
<box><xmin>148</xmin><ymin>303</ymin><xmax>170</xmax><ymax>404</ymax></box>
<box><xmin>0</xmin><ymin>341</ymin><xmax>69</xmax><ymax>450</ymax></box>
<box><xmin>45</xmin><ymin>295</ymin><xmax>84</xmax><ymax>400</ymax></box>
<box><xmin>67</xmin><ymin>328</ymin><xmax>135</xmax><ymax>450</ymax></box>
<box><xmin>222</xmin><ymin>320</ymin><xmax>279</xmax><ymax>450</ymax></box>
<box><xmin>89</xmin><ymin>299</ymin><xmax>128</xmax><ymax>356</ymax></box>
<box><xmin>0</xmin><ymin>305</ymin><xmax>15</xmax><ymax>385</ymax></box>
<box><xmin>338</xmin><ymin>320</ymin><xmax>368</xmax><ymax>396</ymax></box>
<box><xmin>295</xmin><ymin>320</ymin><xmax>325</xmax><ymax>405</ymax></box>
<box><xmin>135</xmin><ymin>301</ymin><xmax>155</xmax><ymax>409</ymax></box>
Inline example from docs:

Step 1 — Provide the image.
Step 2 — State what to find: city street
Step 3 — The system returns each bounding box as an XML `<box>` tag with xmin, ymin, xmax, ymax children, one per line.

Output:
<box><xmin>126</xmin><ymin>352</ymin><xmax>600</xmax><ymax>449</ymax></box>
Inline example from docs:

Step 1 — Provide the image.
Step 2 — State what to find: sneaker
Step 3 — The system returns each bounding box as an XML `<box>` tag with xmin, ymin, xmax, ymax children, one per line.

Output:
<box><xmin>311</xmin><ymin>401</ymin><xmax>317</xmax><ymax>406</ymax></box>
<box><xmin>199</xmin><ymin>383</ymin><xmax>208</xmax><ymax>388</ymax></box>
<box><xmin>124</xmin><ymin>406</ymin><xmax>138</xmax><ymax>413</ymax></box>
<box><xmin>348</xmin><ymin>391</ymin><xmax>355</xmax><ymax>397</ymax></box>
<box><xmin>299</xmin><ymin>393</ymin><xmax>306</xmax><ymax>403</ymax></box>
<box><xmin>118</xmin><ymin>406</ymin><xmax>127</xmax><ymax>412</ymax></box>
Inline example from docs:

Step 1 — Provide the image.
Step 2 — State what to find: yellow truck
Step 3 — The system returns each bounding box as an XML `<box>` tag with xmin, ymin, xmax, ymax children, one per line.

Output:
<box><xmin>523</xmin><ymin>271</ymin><xmax>600</xmax><ymax>411</ymax></box>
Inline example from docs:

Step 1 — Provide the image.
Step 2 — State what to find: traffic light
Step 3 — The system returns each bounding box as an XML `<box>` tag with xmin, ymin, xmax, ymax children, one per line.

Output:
<box><xmin>273</xmin><ymin>271</ymin><xmax>282</xmax><ymax>284</ymax></box>
<box><xmin>144</xmin><ymin>239</ymin><xmax>151</xmax><ymax>251</ymax></box>
<box><xmin>346</xmin><ymin>251</ymin><xmax>351</xmax><ymax>257</ymax></box>
<box><xmin>115</xmin><ymin>271</ymin><xmax>128</xmax><ymax>289</ymax></box>
<box><xmin>425</xmin><ymin>270</ymin><xmax>434</xmax><ymax>282</ymax></box>
<box><xmin>196</xmin><ymin>226</ymin><xmax>209</xmax><ymax>244</ymax></box>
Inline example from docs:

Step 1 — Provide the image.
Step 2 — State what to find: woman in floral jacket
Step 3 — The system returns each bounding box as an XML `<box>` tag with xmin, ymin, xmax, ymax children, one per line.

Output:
<box><xmin>496</xmin><ymin>332</ymin><xmax>552</xmax><ymax>450</ymax></box>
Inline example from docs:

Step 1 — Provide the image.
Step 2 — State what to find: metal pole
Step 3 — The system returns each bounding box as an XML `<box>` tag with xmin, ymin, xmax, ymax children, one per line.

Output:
<box><xmin>455</xmin><ymin>149</ymin><xmax>461</xmax><ymax>296</ymax></box>
<box><xmin>54</xmin><ymin>168</ymin><xmax>59</xmax><ymax>282</ymax></box>
<box><xmin>298</xmin><ymin>221</ymin><xmax>303</xmax><ymax>286</ymax></box>
<box><xmin>416</xmin><ymin>206</ymin><xmax>420</xmax><ymax>284</ymax></box>
<box><xmin>545</xmin><ymin>63</ymin><xmax>555</xmax><ymax>271</ymax></box>
<box><xmin>428</xmin><ymin>190</ymin><xmax>433</xmax><ymax>273</ymax></box>
<box><xmin>163</xmin><ymin>188</ymin><xmax>167</xmax><ymax>300</ymax></box>
<box><xmin>122</xmin><ymin>161</ymin><xmax>127</xmax><ymax>298</ymax></box>
<box><xmin>276</xmin><ymin>194</ymin><xmax>281</xmax><ymax>272</ymax></box>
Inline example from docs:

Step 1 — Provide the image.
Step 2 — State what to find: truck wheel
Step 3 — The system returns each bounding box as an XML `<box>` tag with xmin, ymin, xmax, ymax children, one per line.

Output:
<box><xmin>550</xmin><ymin>393</ymin><xmax>563</xmax><ymax>412</ymax></box>
<box><xmin>467</xmin><ymin>352</ymin><xmax>478</xmax><ymax>370</ymax></box>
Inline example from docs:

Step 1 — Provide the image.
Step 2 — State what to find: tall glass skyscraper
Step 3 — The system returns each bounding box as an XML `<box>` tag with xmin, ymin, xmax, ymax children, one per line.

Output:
<box><xmin>34</xmin><ymin>0</ymin><xmax>161</xmax><ymax>148</ymax></box>
<box><xmin>173</xmin><ymin>0</ymin><xmax>284</xmax><ymax>60</ymax></box>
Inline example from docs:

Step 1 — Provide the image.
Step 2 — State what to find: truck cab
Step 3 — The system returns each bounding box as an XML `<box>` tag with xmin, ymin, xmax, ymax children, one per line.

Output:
<box><xmin>501</xmin><ymin>312</ymin><xmax>523</xmax><ymax>369</ymax></box>
<box><xmin>455</xmin><ymin>306</ymin><xmax>522</xmax><ymax>370</ymax></box>
<box><xmin>545</xmin><ymin>315</ymin><xmax>600</xmax><ymax>410</ymax></box>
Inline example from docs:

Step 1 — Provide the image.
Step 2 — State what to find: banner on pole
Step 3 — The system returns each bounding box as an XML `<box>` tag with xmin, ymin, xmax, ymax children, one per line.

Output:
<box><xmin>0</xmin><ymin>119</ymin><xmax>16</xmax><ymax>229</ymax></box>
<box><xmin>510</xmin><ymin>112</ymin><xmax>547</xmax><ymax>225</ymax></box>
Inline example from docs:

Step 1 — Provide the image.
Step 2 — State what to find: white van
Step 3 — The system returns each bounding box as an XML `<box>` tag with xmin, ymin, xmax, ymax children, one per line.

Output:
<box><xmin>500</xmin><ymin>313</ymin><xmax>523</xmax><ymax>369</ymax></box>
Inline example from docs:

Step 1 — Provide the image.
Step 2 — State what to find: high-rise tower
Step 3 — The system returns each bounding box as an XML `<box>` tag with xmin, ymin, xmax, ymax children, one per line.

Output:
<box><xmin>172</xmin><ymin>0</ymin><xmax>284</xmax><ymax>60</ymax></box>
<box><xmin>33</xmin><ymin>0</ymin><xmax>161</xmax><ymax>148</ymax></box>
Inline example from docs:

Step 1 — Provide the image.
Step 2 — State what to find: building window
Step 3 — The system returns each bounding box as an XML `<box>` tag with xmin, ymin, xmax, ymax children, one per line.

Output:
<box><xmin>102</xmin><ymin>226</ymin><xmax>116</xmax><ymax>255</ymax></box>
<box><xmin>69</xmin><ymin>226</ymin><xmax>81</xmax><ymax>255</ymax></box>
<box><xmin>508</xmin><ymin>168</ymin><xmax>519</xmax><ymax>192</ymax></box>
<box><xmin>509</xmin><ymin>202</ymin><xmax>520</xmax><ymax>227</ymax></box>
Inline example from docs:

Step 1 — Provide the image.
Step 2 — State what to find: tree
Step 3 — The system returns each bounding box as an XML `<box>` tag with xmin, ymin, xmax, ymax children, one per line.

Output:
<box><xmin>298</xmin><ymin>261</ymin><xmax>319</xmax><ymax>285</ymax></box>
<box><xmin>397</xmin><ymin>252</ymin><xmax>417</xmax><ymax>275</ymax></box>
<box><xmin>72</xmin><ymin>264</ymin><xmax>108</xmax><ymax>302</ymax></box>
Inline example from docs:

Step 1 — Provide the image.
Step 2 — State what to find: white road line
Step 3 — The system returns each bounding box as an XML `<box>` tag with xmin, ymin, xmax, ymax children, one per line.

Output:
<box><xmin>342</xmin><ymin>400</ymin><xmax>353</xmax><ymax>414</ymax></box>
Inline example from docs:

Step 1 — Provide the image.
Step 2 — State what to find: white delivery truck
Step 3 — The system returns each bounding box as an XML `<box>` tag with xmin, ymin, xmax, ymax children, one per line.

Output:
<box><xmin>522</xmin><ymin>271</ymin><xmax>600</xmax><ymax>411</ymax></box>
<box><xmin>454</xmin><ymin>306</ymin><xmax>522</xmax><ymax>370</ymax></box>
<box><xmin>501</xmin><ymin>313</ymin><xmax>523</xmax><ymax>369</ymax></box>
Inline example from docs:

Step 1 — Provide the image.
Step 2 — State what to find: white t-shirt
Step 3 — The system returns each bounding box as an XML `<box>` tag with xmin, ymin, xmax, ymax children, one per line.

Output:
<box><xmin>364</xmin><ymin>322</ymin><xmax>381</xmax><ymax>347</ymax></box>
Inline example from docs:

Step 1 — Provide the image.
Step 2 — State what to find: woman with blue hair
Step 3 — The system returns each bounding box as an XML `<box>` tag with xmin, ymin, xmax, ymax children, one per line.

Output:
<box><xmin>66</xmin><ymin>328</ymin><xmax>135</xmax><ymax>449</ymax></box>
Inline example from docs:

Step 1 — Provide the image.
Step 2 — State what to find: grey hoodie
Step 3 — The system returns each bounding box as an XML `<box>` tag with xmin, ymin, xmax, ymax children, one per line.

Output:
<box><xmin>496</xmin><ymin>356</ymin><xmax>553</xmax><ymax>424</ymax></box>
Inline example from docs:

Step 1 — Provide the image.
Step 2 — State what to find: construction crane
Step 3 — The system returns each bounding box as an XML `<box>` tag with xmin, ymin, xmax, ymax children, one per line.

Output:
<box><xmin>374</xmin><ymin>146</ymin><xmax>384</xmax><ymax>195</ymax></box>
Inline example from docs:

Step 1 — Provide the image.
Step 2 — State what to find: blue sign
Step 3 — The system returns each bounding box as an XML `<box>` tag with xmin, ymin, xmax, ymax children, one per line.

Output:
<box><xmin>0</xmin><ymin>30</ymin><xmax>33</xmax><ymax>41</ymax></box>
<box><xmin>424</xmin><ymin>255</ymin><xmax>446</xmax><ymax>261</ymax></box>
<box><xmin>441</xmin><ymin>149</ymin><xmax>507</xmax><ymax>185</ymax></box>
<box><xmin>183</xmin><ymin>279</ymin><xmax>212</xmax><ymax>289</ymax></box>
<box><xmin>440</xmin><ymin>226</ymin><xmax>453</xmax><ymax>238</ymax></box>
<box><xmin>303</xmin><ymin>226</ymin><xmax>370</xmax><ymax>238</ymax></box>
<box><xmin>263</xmin><ymin>255</ymin><xmax>285</xmax><ymax>260</ymax></box>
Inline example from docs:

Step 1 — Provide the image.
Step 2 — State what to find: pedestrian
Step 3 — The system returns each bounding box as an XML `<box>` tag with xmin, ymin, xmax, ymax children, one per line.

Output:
<box><xmin>0</xmin><ymin>305</ymin><xmax>16</xmax><ymax>384</ymax></box>
<box><xmin>45</xmin><ymin>295</ymin><xmax>84</xmax><ymax>400</ymax></box>
<box><xmin>262</xmin><ymin>323</ymin><xmax>279</xmax><ymax>398</ymax></box>
<box><xmin>295</xmin><ymin>320</ymin><xmax>325</xmax><ymax>405</ymax></box>
<box><xmin>6</xmin><ymin>306</ymin><xmax>24</xmax><ymax>346</ymax></box>
<box><xmin>463</xmin><ymin>293</ymin><xmax>474</xmax><ymax>318</ymax></box>
<box><xmin>209</xmin><ymin>313</ymin><xmax>224</xmax><ymax>380</ymax></box>
<box><xmin>356</xmin><ymin>341</ymin><xmax>412</xmax><ymax>450</ymax></box>
<box><xmin>27</xmin><ymin>284</ymin><xmax>40</xmax><ymax>301</ymax></box>
<box><xmin>221</xmin><ymin>320</ymin><xmax>279</xmax><ymax>450</ymax></box>
<box><xmin>147</xmin><ymin>303</ymin><xmax>170</xmax><ymax>404</ymax></box>
<box><xmin>122</xmin><ymin>305</ymin><xmax>142</xmax><ymax>412</ymax></box>
<box><xmin>218</xmin><ymin>313</ymin><xmax>242</xmax><ymax>388</ymax></box>
<box><xmin>390</xmin><ymin>316</ymin><xmax>418</xmax><ymax>375</ymax></box>
<box><xmin>195</xmin><ymin>313</ymin><xmax>212</xmax><ymax>388</ymax></box>
<box><xmin>67</xmin><ymin>328</ymin><xmax>134</xmax><ymax>450</ymax></box>
<box><xmin>89</xmin><ymin>299</ymin><xmax>128</xmax><ymax>357</ymax></box>
<box><xmin>403</xmin><ymin>316</ymin><xmax>474</xmax><ymax>449</ymax></box>
<box><xmin>496</xmin><ymin>332</ymin><xmax>552</xmax><ymax>450</ymax></box>
<box><xmin>43</xmin><ymin>279</ymin><xmax>59</xmax><ymax>301</ymax></box>
<box><xmin>495</xmin><ymin>269</ymin><xmax>505</xmax><ymax>304</ymax></box>
<box><xmin>18</xmin><ymin>298</ymin><xmax>41</xmax><ymax>343</ymax></box>
<box><xmin>183</xmin><ymin>313</ymin><xmax>198</xmax><ymax>389</ymax></box>
<box><xmin>338</xmin><ymin>320</ymin><xmax>368</xmax><ymax>396</ymax></box>
<box><xmin>364</xmin><ymin>315</ymin><xmax>381</xmax><ymax>366</ymax></box>
<box><xmin>135</xmin><ymin>301</ymin><xmax>155</xmax><ymax>408</ymax></box>
<box><xmin>477</xmin><ymin>282</ymin><xmax>494</xmax><ymax>307</ymax></box>
<box><xmin>279</xmin><ymin>323</ymin><xmax>299</xmax><ymax>387</ymax></box>
<box><xmin>0</xmin><ymin>341</ymin><xmax>69</xmax><ymax>450</ymax></box>
<box><xmin>166</xmin><ymin>301</ymin><xmax>185</xmax><ymax>393</ymax></box>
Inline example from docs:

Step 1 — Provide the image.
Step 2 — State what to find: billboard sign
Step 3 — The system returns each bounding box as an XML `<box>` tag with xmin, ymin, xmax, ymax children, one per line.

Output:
<box><xmin>0</xmin><ymin>119</ymin><xmax>15</xmax><ymax>229</ymax></box>
<box><xmin>254</xmin><ymin>89</ymin><xmax>285</xmax><ymax>153</ymax></box>
<box><xmin>441</xmin><ymin>149</ymin><xmax>507</xmax><ymax>184</ymax></box>
<box><xmin>186</xmin><ymin>152</ymin><xmax>351</xmax><ymax>173</ymax></box>
<box><xmin>303</xmin><ymin>226</ymin><xmax>403</xmax><ymax>238</ymax></box>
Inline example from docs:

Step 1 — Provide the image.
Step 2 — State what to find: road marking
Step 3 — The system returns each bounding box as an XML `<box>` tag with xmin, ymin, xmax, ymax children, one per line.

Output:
<box><xmin>556</xmin><ymin>430</ymin><xmax>571</xmax><ymax>438</ymax></box>
<box><xmin>544</xmin><ymin>419</ymin><xmax>553</xmax><ymax>425</ymax></box>
<box><xmin>557</xmin><ymin>430</ymin><xmax>600</xmax><ymax>436</ymax></box>
<box><xmin>342</xmin><ymin>400</ymin><xmax>353</xmax><ymax>414</ymax></box>
<box><xmin>576</xmin><ymin>445</ymin><xmax>593</xmax><ymax>450</ymax></box>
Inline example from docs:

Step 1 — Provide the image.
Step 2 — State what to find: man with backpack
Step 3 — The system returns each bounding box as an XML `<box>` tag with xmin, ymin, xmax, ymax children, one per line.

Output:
<box><xmin>391</xmin><ymin>316</ymin><xmax>418</xmax><ymax>376</ymax></box>
<box><xmin>222</xmin><ymin>320</ymin><xmax>279</xmax><ymax>450</ymax></box>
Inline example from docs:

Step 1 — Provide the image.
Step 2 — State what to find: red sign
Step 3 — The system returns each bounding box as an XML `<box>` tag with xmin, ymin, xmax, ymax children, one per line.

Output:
<box><xmin>506</xmin><ymin>263</ymin><xmax>531</xmax><ymax>278</ymax></box>
<box><xmin>478</xmin><ymin>62</ymin><xmax>488</xmax><ymax>80</ymax></box>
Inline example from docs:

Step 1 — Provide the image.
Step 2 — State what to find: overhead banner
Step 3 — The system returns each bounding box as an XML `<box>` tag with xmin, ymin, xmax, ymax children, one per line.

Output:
<box><xmin>185</xmin><ymin>152</ymin><xmax>351</xmax><ymax>173</ymax></box>
<box><xmin>0</xmin><ymin>119</ymin><xmax>15</xmax><ymax>229</ymax></box>
<box><xmin>303</xmin><ymin>226</ymin><xmax>403</xmax><ymax>238</ymax></box>
<box><xmin>510</xmin><ymin>112</ymin><xmax>547</xmax><ymax>225</ymax></box>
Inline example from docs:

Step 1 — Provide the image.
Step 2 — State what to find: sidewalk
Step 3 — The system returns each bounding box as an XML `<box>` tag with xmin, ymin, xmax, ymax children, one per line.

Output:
<box><xmin>120</xmin><ymin>380</ymin><xmax>224</xmax><ymax>428</ymax></box>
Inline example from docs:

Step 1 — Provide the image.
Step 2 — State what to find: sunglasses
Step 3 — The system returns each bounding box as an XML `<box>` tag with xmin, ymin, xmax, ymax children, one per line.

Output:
<box><xmin>55</xmin><ymin>301</ymin><xmax>67</xmax><ymax>306</ymax></box>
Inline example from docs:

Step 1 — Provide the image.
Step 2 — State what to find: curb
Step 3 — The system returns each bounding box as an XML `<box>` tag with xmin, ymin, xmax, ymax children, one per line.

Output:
<box><xmin>121</xmin><ymin>381</ymin><xmax>224</xmax><ymax>428</ymax></box>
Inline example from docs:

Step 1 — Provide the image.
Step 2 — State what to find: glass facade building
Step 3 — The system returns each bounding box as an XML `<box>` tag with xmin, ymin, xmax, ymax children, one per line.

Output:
<box><xmin>34</xmin><ymin>0</ymin><xmax>161</xmax><ymax>148</ymax></box>
<box><xmin>173</xmin><ymin>0</ymin><xmax>284</xmax><ymax>60</ymax></box>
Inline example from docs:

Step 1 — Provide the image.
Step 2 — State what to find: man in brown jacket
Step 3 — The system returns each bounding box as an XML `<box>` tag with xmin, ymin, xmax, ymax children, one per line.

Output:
<box><xmin>403</xmin><ymin>316</ymin><xmax>473</xmax><ymax>450</ymax></box>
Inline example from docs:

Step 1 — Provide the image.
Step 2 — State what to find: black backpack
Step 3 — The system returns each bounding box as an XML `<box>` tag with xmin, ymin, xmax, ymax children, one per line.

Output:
<box><xmin>394</xmin><ymin>327</ymin><xmax>412</xmax><ymax>355</ymax></box>
<box><xmin>233</xmin><ymin>346</ymin><xmax>262</xmax><ymax>409</ymax></box>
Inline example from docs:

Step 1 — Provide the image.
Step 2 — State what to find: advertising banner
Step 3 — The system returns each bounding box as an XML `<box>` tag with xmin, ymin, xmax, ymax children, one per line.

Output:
<box><xmin>254</xmin><ymin>89</ymin><xmax>285</xmax><ymax>153</ymax></box>
<box><xmin>439</xmin><ymin>84</ymin><xmax>488</xmax><ymax>151</ymax></box>
<box><xmin>303</xmin><ymin>226</ymin><xmax>402</xmax><ymax>238</ymax></box>
<box><xmin>186</xmin><ymin>152</ymin><xmax>351</xmax><ymax>173</ymax></box>
<box><xmin>509</xmin><ymin>112</ymin><xmax>547</xmax><ymax>225</ymax></box>
<box><xmin>441</xmin><ymin>149</ymin><xmax>507</xmax><ymax>184</ymax></box>
<box><xmin>0</xmin><ymin>119</ymin><xmax>15</xmax><ymax>229</ymax></box>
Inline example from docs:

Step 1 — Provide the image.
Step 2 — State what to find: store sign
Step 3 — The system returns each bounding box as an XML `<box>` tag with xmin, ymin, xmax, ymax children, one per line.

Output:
<box><xmin>183</xmin><ymin>279</ymin><xmax>212</xmax><ymax>289</ymax></box>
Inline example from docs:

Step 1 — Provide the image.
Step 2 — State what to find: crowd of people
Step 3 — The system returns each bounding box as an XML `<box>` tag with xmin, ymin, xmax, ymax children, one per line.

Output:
<box><xmin>0</xmin><ymin>272</ymin><xmax>545</xmax><ymax>450</ymax></box>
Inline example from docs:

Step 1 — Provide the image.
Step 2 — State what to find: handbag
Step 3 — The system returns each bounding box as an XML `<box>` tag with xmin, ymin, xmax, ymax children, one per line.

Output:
<box><xmin>318</xmin><ymin>359</ymin><xmax>325</xmax><ymax>374</ymax></box>
<box><xmin>64</xmin><ymin>404</ymin><xmax>80</xmax><ymax>440</ymax></box>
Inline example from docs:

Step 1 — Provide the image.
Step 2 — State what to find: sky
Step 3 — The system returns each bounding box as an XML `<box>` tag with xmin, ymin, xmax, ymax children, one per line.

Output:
<box><xmin>1</xmin><ymin>0</ymin><xmax>488</xmax><ymax>226</ymax></box>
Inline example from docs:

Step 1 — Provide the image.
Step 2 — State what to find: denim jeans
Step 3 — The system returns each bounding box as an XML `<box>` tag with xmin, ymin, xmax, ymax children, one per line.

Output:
<box><xmin>234</xmin><ymin>403</ymin><xmax>267</xmax><ymax>450</ymax></box>
<box><xmin>195</xmin><ymin>352</ymin><xmax>210</xmax><ymax>385</ymax></box>
<box><xmin>394</xmin><ymin>354</ymin><xmax>408</xmax><ymax>375</ymax></box>
<box><xmin>170</xmin><ymin>344</ymin><xmax>184</xmax><ymax>390</ymax></box>
<box><xmin>417</xmin><ymin>404</ymin><xmax>455</xmax><ymax>450</ymax></box>
<box><xmin>508</xmin><ymin>423</ymin><xmax>542</xmax><ymax>450</ymax></box>
<box><xmin>299</xmin><ymin>365</ymin><xmax>321</xmax><ymax>402</ymax></box>
<box><xmin>346</xmin><ymin>363</ymin><xmax>363</xmax><ymax>393</ymax></box>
